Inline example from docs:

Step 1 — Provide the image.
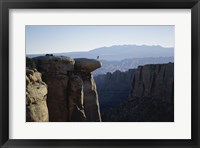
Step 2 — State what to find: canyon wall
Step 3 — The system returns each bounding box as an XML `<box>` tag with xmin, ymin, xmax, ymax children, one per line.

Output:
<box><xmin>26</xmin><ymin>56</ymin><xmax>174</xmax><ymax>122</ymax></box>
<box><xmin>26</xmin><ymin>56</ymin><xmax>102</xmax><ymax>122</ymax></box>
<box><xmin>102</xmin><ymin>63</ymin><xmax>174</xmax><ymax>122</ymax></box>
<box><xmin>129</xmin><ymin>63</ymin><xmax>174</xmax><ymax>103</ymax></box>
<box><xmin>94</xmin><ymin>69</ymin><xmax>135</xmax><ymax>112</ymax></box>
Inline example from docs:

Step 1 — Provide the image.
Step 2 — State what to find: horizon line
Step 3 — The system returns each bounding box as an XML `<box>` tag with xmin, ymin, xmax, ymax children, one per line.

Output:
<box><xmin>27</xmin><ymin>44</ymin><xmax>174</xmax><ymax>55</ymax></box>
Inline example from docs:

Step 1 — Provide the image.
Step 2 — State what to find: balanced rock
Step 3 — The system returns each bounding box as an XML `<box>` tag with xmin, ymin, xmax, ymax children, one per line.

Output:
<box><xmin>75</xmin><ymin>58</ymin><xmax>101</xmax><ymax>73</ymax></box>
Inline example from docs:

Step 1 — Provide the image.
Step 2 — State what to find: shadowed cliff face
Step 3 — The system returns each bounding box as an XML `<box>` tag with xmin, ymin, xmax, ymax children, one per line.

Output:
<box><xmin>130</xmin><ymin>63</ymin><xmax>174</xmax><ymax>103</ymax></box>
<box><xmin>94</xmin><ymin>69</ymin><xmax>136</xmax><ymax>112</ymax></box>
<box><xmin>26</xmin><ymin>56</ymin><xmax>102</xmax><ymax>122</ymax></box>
<box><xmin>102</xmin><ymin>63</ymin><xmax>174</xmax><ymax>122</ymax></box>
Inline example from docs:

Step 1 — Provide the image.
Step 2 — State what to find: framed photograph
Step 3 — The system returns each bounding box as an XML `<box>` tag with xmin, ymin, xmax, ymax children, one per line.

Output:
<box><xmin>1</xmin><ymin>0</ymin><xmax>200</xmax><ymax>147</ymax></box>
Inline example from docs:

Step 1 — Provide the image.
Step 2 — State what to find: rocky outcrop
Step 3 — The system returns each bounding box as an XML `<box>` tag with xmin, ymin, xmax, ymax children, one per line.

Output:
<box><xmin>102</xmin><ymin>63</ymin><xmax>174</xmax><ymax>122</ymax></box>
<box><xmin>68</xmin><ymin>75</ymin><xmax>86</xmax><ymax>122</ymax></box>
<box><xmin>35</xmin><ymin>56</ymin><xmax>75</xmax><ymax>73</ymax></box>
<box><xmin>77</xmin><ymin>72</ymin><xmax>101</xmax><ymax>121</ymax></box>
<box><xmin>94</xmin><ymin>69</ymin><xmax>135</xmax><ymax>112</ymax></box>
<box><xmin>129</xmin><ymin>63</ymin><xmax>174</xmax><ymax>103</ymax></box>
<box><xmin>32</xmin><ymin>56</ymin><xmax>101</xmax><ymax>122</ymax></box>
<box><xmin>75</xmin><ymin>58</ymin><xmax>101</xmax><ymax>72</ymax></box>
<box><xmin>34</xmin><ymin>56</ymin><xmax>74</xmax><ymax>121</ymax></box>
<box><xmin>26</xmin><ymin>69</ymin><xmax>49</xmax><ymax>122</ymax></box>
<box><xmin>72</xmin><ymin>58</ymin><xmax>102</xmax><ymax>121</ymax></box>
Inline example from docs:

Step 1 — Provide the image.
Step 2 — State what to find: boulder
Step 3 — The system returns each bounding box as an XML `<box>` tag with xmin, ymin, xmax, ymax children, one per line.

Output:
<box><xmin>75</xmin><ymin>58</ymin><xmax>101</xmax><ymax>73</ymax></box>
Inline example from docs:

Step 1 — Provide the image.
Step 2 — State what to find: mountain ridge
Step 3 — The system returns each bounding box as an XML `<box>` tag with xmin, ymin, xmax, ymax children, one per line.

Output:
<box><xmin>27</xmin><ymin>44</ymin><xmax>174</xmax><ymax>61</ymax></box>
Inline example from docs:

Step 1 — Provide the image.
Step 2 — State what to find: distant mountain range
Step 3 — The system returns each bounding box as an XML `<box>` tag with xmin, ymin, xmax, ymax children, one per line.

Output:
<box><xmin>27</xmin><ymin>44</ymin><xmax>174</xmax><ymax>61</ymax></box>
<box><xmin>93</xmin><ymin>57</ymin><xmax>174</xmax><ymax>75</ymax></box>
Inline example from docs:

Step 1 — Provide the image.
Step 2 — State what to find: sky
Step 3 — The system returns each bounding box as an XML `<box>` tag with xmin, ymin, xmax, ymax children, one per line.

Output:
<box><xmin>26</xmin><ymin>25</ymin><xmax>174</xmax><ymax>54</ymax></box>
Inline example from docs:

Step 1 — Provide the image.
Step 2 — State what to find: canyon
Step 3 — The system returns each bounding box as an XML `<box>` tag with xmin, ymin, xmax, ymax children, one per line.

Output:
<box><xmin>102</xmin><ymin>63</ymin><xmax>174</xmax><ymax>122</ymax></box>
<box><xmin>94</xmin><ymin>69</ymin><xmax>136</xmax><ymax>112</ymax></box>
<box><xmin>26</xmin><ymin>55</ymin><xmax>174</xmax><ymax>122</ymax></box>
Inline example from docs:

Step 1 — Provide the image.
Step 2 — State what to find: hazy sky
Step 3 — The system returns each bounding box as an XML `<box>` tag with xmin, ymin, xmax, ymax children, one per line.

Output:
<box><xmin>26</xmin><ymin>25</ymin><xmax>174</xmax><ymax>54</ymax></box>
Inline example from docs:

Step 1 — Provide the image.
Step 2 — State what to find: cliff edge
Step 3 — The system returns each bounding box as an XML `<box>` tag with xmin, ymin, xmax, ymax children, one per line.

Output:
<box><xmin>26</xmin><ymin>56</ymin><xmax>102</xmax><ymax>122</ymax></box>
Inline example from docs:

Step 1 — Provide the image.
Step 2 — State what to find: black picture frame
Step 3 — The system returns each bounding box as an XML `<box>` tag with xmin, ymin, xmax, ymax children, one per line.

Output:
<box><xmin>0</xmin><ymin>0</ymin><xmax>200</xmax><ymax>147</ymax></box>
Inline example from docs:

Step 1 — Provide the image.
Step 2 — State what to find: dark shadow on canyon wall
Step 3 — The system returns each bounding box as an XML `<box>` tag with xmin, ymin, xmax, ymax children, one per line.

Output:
<box><xmin>26</xmin><ymin>56</ymin><xmax>174</xmax><ymax>122</ymax></box>
<box><xmin>95</xmin><ymin>63</ymin><xmax>174</xmax><ymax>122</ymax></box>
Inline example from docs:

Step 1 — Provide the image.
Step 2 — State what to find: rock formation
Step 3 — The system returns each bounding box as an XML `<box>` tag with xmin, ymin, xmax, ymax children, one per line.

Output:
<box><xmin>129</xmin><ymin>63</ymin><xmax>174</xmax><ymax>103</ymax></box>
<box><xmin>102</xmin><ymin>63</ymin><xmax>174</xmax><ymax>122</ymax></box>
<box><xmin>68</xmin><ymin>75</ymin><xmax>86</xmax><ymax>121</ymax></box>
<box><xmin>74</xmin><ymin>58</ymin><xmax>102</xmax><ymax>121</ymax></box>
<box><xmin>77</xmin><ymin>73</ymin><xmax>101</xmax><ymax>121</ymax></box>
<box><xmin>30</xmin><ymin>56</ymin><xmax>101</xmax><ymax>122</ymax></box>
<box><xmin>26</xmin><ymin>69</ymin><xmax>49</xmax><ymax>122</ymax></box>
<box><xmin>74</xmin><ymin>58</ymin><xmax>101</xmax><ymax>72</ymax></box>
<box><xmin>26</xmin><ymin>55</ymin><xmax>174</xmax><ymax>122</ymax></box>
<box><xmin>94</xmin><ymin>69</ymin><xmax>135</xmax><ymax>112</ymax></box>
<box><xmin>33</xmin><ymin>56</ymin><xmax>74</xmax><ymax>121</ymax></box>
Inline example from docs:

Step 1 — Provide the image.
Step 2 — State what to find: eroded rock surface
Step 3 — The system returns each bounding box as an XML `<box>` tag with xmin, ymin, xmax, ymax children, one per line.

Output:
<box><xmin>129</xmin><ymin>63</ymin><xmax>174</xmax><ymax>103</ymax></box>
<box><xmin>75</xmin><ymin>58</ymin><xmax>101</xmax><ymax>72</ymax></box>
<box><xmin>77</xmin><ymin>72</ymin><xmax>101</xmax><ymax>122</ymax></box>
<box><xmin>35</xmin><ymin>56</ymin><xmax>75</xmax><ymax>74</ymax></box>
<box><xmin>68</xmin><ymin>75</ymin><xmax>87</xmax><ymax>122</ymax></box>
<box><xmin>26</xmin><ymin>69</ymin><xmax>49</xmax><ymax>122</ymax></box>
<box><xmin>30</xmin><ymin>56</ymin><xmax>102</xmax><ymax>122</ymax></box>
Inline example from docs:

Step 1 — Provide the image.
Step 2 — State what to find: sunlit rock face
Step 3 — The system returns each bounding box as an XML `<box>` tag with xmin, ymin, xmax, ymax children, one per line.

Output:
<box><xmin>26</xmin><ymin>69</ymin><xmax>49</xmax><ymax>122</ymax></box>
<box><xmin>28</xmin><ymin>56</ymin><xmax>102</xmax><ymax>122</ymax></box>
